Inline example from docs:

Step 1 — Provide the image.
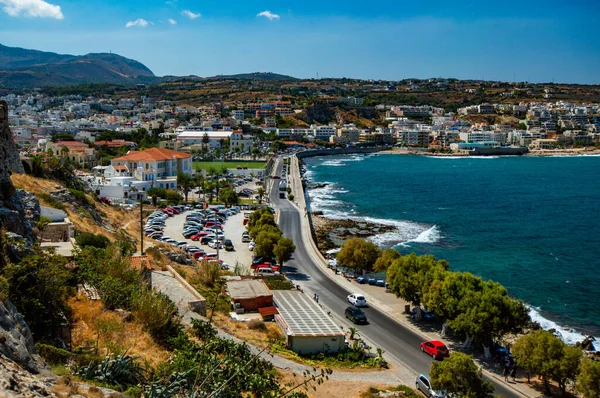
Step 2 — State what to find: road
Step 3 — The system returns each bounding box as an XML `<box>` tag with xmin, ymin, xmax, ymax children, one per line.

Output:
<box><xmin>268</xmin><ymin>159</ymin><xmax>520</xmax><ymax>397</ymax></box>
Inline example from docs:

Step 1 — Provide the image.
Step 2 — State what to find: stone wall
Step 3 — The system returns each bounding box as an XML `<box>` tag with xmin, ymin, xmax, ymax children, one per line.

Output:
<box><xmin>39</xmin><ymin>219</ymin><xmax>74</xmax><ymax>242</ymax></box>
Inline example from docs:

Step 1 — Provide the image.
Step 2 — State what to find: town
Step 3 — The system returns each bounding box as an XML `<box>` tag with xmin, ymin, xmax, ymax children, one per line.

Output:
<box><xmin>1</xmin><ymin>77</ymin><xmax>600</xmax><ymax>398</ymax></box>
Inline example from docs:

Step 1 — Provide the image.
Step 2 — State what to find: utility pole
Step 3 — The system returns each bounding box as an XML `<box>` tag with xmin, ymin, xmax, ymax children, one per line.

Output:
<box><xmin>140</xmin><ymin>194</ymin><xmax>144</xmax><ymax>255</ymax></box>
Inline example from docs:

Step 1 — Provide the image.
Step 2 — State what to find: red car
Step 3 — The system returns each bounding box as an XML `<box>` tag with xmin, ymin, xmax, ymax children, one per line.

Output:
<box><xmin>192</xmin><ymin>251</ymin><xmax>208</xmax><ymax>260</ymax></box>
<box><xmin>190</xmin><ymin>232</ymin><xmax>209</xmax><ymax>241</ymax></box>
<box><xmin>420</xmin><ymin>340</ymin><xmax>449</xmax><ymax>360</ymax></box>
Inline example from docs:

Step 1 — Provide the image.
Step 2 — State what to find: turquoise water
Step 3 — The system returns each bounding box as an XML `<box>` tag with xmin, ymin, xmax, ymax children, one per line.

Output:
<box><xmin>304</xmin><ymin>154</ymin><xmax>600</xmax><ymax>342</ymax></box>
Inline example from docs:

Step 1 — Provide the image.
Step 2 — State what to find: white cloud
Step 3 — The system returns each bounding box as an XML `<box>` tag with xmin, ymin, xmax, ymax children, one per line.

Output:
<box><xmin>125</xmin><ymin>18</ymin><xmax>149</xmax><ymax>28</ymax></box>
<box><xmin>0</xmin><ymin>0</ymin><xmax>64</xmax><ymax>19</ymax></box>
<box><xmin>257</xmin><ymin>10</ymin><xmax>279</xmax><ymax>21</ymax></box>
<box><xmin>168</xmin><ymin>18</ymin><xmax>177</xmax><ymax>25</ymax></box>
<box><xmin>181</xmin><ymin>9</ymin><xmax>200</xmax><ymax>19</ymax></box>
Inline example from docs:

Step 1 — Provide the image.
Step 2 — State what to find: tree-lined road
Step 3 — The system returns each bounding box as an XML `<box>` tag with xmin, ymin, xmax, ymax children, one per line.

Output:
<box><xmin>268</xmin><ymin>158</ymin><xmax>521</xmax><ymax>397</ymax></box>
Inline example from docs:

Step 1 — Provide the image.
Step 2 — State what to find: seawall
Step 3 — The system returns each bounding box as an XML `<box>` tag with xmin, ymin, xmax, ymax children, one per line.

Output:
<box><xmin>470</xmin><ymin>147</ymin><xmax>529</xmax><ymax>156</ymax></box>
<box><xmin>295</xmin><ymin>146</ymin><xmax>391</xmax><ymax>159</ymax></box>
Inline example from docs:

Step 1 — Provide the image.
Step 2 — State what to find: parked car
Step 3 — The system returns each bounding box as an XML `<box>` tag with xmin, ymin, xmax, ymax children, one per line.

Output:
<box><xmin>256</xmin><ymin>267</ymin><xmax>280</xmax><ymax>276</ymax></box>
<box><xmin>415</xmin><ymin>374</ymin><xmax>446</xmax><ymax>398</ymax></box>
<box><xmin>356</xmin><ymin>277</ymin><xmax>366</xmax><ymax>284</ymax></box>
<box><xmin>241</xmin><ymin>234</ymin><xmax>251</xmax><ymax>243</ymax></box>
<box><xmin>347</xmin><ymin>293</ymin><xmax>367</xmax><ymax>307</ymax></box>
<box><xmin>420</xmin><ymin>340</ymin><xmax>449</xmax><ymax>360</ymax></box>
<box><xmin>191</xmin><ymin>232</ymin><xmax>209</xmax><ymax>241</ymax></box>
<box><xmin>208</xmin><ymin>240</ymin><xmax>223</xmax><ymax>249</ymax></box>
<box><xmin>412</xmin><ymin>307</ymin><xmax>437</xmax><ymax>321</ymax></box>
<box><xmin>375</xmin><ymin>280</ymin><xmax>386</xmax><ymax>287</ymax></box>
<box><xmin>248</xmin><ymin>241</ymin><xmax>255</xmax><ymax>251</ymax></box>
<box><xmin>223</xmin><ymin>239</ymin><xmax>234</xmax><ymax>251</ymax></box>
<box><xmin>367</xmin><ymin>278</ymin><xmax>377</xmax><ymax>285</ymax></box>
<box><xmin>345</xmin><ymin>306</ymin><xmax>368</xmax><ymax>324</ymax></box>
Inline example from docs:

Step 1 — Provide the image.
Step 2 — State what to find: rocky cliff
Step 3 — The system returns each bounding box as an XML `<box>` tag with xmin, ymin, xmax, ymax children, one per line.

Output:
<box><xmin>0</xmin><ymin>100</ymin><xmax>36</xmax><ymax>244</ymax></box>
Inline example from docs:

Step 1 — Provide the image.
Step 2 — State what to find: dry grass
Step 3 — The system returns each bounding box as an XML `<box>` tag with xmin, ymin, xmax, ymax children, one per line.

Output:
<box><xmin>277</xmin><ymin>368</ymin><xmax>396</xmax><ymax>398</ymax></box>
<box><xmin>11</xmin><ymin>174</ymin><xmax>144</xmax><ymax>242</ymax></box>
<box><xmin>210</xmin><ymin>312</ymin><xmax>283</xmax><ymax>348</ymax></box>
<box><xmin>69</xmin><ymin>295</ymin><xmax>170</xmax><ymax>368</ymax></box>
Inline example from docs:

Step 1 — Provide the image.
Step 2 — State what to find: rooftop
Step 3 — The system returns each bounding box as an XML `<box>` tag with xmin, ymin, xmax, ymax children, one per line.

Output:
<box><xmin>272</xmin><ymin>291</ymin><xmax>344</xmax><ymax>337</ymax></box>
<box><xmin>227</xmin><ymin>280</ymin><xmax>272</xmax><ymax>299</ymax></box>
<box><xmin>112</xmin><ymin>147</ymin><xmax>191</xmax><ymax>162</ymax></box>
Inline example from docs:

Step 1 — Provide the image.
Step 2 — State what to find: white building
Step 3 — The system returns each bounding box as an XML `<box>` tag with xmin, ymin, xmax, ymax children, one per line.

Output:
<box><xmin>177</xmin><ymin>130</ymin><xmax>234</xmax><ymax>149</ymax></box>
<box><xmin>108</xmin><ymin>147</ymin><xmax>192</xmax><ymax>191</ymax></box>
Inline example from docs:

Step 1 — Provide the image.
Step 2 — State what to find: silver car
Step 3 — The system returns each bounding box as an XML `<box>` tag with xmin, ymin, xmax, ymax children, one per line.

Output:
<box><xmin>416</xmin><ymin>374</ymin><xmax>446</xmax><ymax>398</ymax></box>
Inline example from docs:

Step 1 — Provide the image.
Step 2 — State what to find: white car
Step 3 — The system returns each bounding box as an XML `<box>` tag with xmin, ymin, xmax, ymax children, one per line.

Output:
<box><xmin>248</xmin><ymin>241</ymin><xmax>256</xmax><ymax>251</ymax></box>
<box><xmin>208</xmin><ymin>240</ymin><xmax>223</xmax><ymax>249</ymax></box>
<box><xmin>347</xmin><ymin>293</ymin><xmax>367</xmax><ymax>307</ymax></box>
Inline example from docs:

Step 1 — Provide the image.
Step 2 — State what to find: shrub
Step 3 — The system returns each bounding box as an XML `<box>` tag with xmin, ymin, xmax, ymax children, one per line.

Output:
<box><xmin>68</xmin><ymin>188</ymin><xmax>91</xmax><ymax>206</ymax></box>
<box><xmin>131</xmin><ymin>289</ymin><xmax>181</xmax><ymax>342</ymax></box>
<box><xmin>76</xmin><ymin>351</ymin><xmax>146</xmax><ymax>389</ymax></box>
<box><xmin>0</xmin><ymin>276</ymin><xmax>8</xmax><ymax>302</ymax></box>
<box><xmin>36</xmin><ymin>343</ymin><xmax>72</xmax><ymax>365</ymax></box>
<box><xmin>287</xmin><ymin>194</ymin><xmax>294</xmax><ymax>201</ymax></box>
<box><xmin>76</xmin><ymin>232</ymin><xmax>110</xmax><ymax>249</ymax></box>
<box><xmin>263</xmin><ymin>275</ymin><xmax>294</xmax><ymax>290</ymax></box>
<box><xmin>248</xmin><ymin>319</ymin><xmax>268</xmax><ymax>332</ymax></box>
<box><xmin>37</xmin><ymin>192</ymin><xmax>66</xmax><ymax>211</ymax></box>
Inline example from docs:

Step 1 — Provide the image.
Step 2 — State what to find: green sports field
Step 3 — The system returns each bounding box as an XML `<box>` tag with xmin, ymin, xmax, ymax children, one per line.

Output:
<box><xmin>193</xmin><ymin>161</ymin><xmax>267</xmax><ymax>171</ymax></box>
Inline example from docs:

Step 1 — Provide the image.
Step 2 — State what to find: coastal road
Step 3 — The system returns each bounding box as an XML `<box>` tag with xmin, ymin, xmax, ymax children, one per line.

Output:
<box><xmin>268</xmin><ymin>159</ymin><xmax>521</xmax><ymax>398</ymax></box>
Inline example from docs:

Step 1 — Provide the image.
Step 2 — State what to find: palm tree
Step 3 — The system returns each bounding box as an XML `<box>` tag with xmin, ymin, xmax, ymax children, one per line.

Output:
<box><xmin>257</xmin><ymin>187</ymin><xmax>266</xmax><ymax>204</ymax></box>
<box><xmin>194</xmin><ymin>172</ymin><xmax>206</xmax><ymax>201</ymax></box>
<box><xmin>177</xmin><ymin>172</ymin><xmax>194</xmax><ymax>202</ymax></box>
<box><xmin>205</xmin><ymin>181</ymin><xmax>216</xmax><ymax>204</ymax></box>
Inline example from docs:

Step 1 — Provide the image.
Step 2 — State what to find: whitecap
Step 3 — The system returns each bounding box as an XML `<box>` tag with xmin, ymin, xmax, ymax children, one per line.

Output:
<box><xmin>527</xmin><ymin>305</ymin><xmax>598</xmax><ymax>351</ymax></box>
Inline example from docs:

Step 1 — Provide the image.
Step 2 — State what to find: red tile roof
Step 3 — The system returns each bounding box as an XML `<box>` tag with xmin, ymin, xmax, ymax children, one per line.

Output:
<box><xmin>113</xmin><ymin>147</ymin><xmax>191</xmax><ymax>162</ymax></box>
<box><xmin>258</xmin><ymin>306</ymin><xmax>279</xmax><ymax>316</ymax></box>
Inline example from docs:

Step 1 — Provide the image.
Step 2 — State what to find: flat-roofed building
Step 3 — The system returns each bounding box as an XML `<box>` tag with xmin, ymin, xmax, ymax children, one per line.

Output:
<box><xmin>226</xmin><ymin>280</ymin><xmax>273</xmax><ymax>312</ymax></box>
<box><xmin>272</xmin><ymin>290</ymin><xmax>344</xmax><ymax>354</ymax></box>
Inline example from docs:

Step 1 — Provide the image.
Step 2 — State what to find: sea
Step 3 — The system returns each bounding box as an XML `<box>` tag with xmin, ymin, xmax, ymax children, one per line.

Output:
<box><xmin>303</xmin><ymin>153</ymin><xmax>600</xmax><ymax>347</ymax></box>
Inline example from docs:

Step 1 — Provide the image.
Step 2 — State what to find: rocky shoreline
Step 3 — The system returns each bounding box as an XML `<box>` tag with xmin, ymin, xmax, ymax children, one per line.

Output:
<box><xmin>310</xmin><ymin>212</ymin><xmax>395</xmax><ymax>255</ymax></box>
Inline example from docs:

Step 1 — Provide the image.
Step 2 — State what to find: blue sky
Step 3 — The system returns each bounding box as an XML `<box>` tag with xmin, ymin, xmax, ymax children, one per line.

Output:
<box><xmin>1</xmin><ymin>0</ymin><xmax>599</xmax><ymax>83</ymax></box>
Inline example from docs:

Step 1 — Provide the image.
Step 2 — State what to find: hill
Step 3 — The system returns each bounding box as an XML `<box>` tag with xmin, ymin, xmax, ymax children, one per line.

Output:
<box><xmin>209</xmin><ymin>72</ymin><xmax>298</xmax><ymax>81</ymax></box>
<box><xmin>0</xmin><ymin>43</ymin><xmax>156</xmax><ymax>88</ymax></box>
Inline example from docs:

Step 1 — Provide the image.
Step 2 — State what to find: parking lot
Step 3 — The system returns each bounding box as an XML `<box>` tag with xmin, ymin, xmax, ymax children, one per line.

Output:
<box><xmin>161</xmin><ymin>209</ymin><xmax>254</xmax><ymax>273</ymax></box>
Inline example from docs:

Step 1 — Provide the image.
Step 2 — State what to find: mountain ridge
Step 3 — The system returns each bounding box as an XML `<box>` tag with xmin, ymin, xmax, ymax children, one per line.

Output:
<box><xmin>0</xmin><ymin>43</ymin><xmax>155</xmax><ymax>88</ymax></box>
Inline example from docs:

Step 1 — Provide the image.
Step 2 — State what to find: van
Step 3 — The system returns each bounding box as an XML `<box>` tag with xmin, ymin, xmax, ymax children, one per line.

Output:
<box><xmin>256</xmin><ymin>268</ymin><xmax>280</xmax><ymax>276</ymax></box>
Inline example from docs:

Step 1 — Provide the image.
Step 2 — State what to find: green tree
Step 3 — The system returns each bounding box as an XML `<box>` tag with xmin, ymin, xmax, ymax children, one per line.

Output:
<box><xmin>577</xmin><ymin>357</ymin><xmax>600</xmax><ymax>398</ymax></box>
<box><xmin>254</xmin><ymin>230</ymin><xmax>282</xmax><ymax>258</ymax></box>
<box><xmin>205</xmin><ymin>181</ymin><xmax>216</xmax><ymax>203</ymax></box>
<box><xmin>177</xmin><ymin>172</ymin><xmax>194</xmax><ymax>202</ymax></box>
<box><xmin>429</xmin><ymin>352</ymin><xmax>494</xmax><ymax>397</ymax></box>
<box><xmin>251</xmin><ymin>147</ymin><xmax>261</xmax><ymax>160</ymax></box>
<box><xmin>5</xmin><ymin>251</ymin><xmax>74</xmax><ymax>340</ymax></box>
<box><xmin>274</xmin><ymin>238</ymin><xmax>296</xmax><ymax>267</ymax></box>
<box><xmin>373</xmin><ymin>248</ymin><xmax>400</xmax><ymax>272</ymax></box>
<box><xmin>386</xmin><ymin>253</ymin><xmax>448</xmax><ymax>318</ymax></box>
<box><xmin>202</xmin><ymin>132</ymin><xmax>210</xmax><ymax>145</ymax></box>
<box><xmin>219</xmin><ymin>187</ymin><xmax>239</xmax><ymax>207</ymax></box>
<box><xmin>447</xmin><ymin>279</ymin><xmax>529</xmax><ymax>353</ymax></box>
<box><xmin>512</xmin><ymin>330</ymin><xmax>581</xmax><ymax>394</ymax></box>
<box><xmin>256</xmin><ymin>187</ymin><xmax>266</xmax><ymax>204</ymax></box>
<box><xmin>336</xmin><ymin>237</ymin><xmax>381</xmax><ymax>275</ymax></box>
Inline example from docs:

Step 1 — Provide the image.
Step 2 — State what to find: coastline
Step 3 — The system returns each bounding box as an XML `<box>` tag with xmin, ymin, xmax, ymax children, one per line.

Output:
<box><xmin>378</xmin><ymin>147</ymin><xmax>600</xmax><ymax>157</ymax></box>
<box><xmin>299</xmin><ymin>153</ymin><xmax>600</xmax><ymax>350</ymax></box>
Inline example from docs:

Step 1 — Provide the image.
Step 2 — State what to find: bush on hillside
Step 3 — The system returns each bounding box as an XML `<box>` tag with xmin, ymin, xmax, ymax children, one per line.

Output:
<box><xmin>75</xmin><ymin>232</ymin><xmax>110</xmax><ymax>249</ymax></box>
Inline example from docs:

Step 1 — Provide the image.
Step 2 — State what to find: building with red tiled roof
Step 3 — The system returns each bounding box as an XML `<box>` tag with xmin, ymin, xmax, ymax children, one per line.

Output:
<box><xmin>107</xmin><ymin>147</ymin><xmax>192</xmax><ymax>190</ymax></box>
<box><xmin>94</xmin><ymin>140</ymin><xmax>134</xmax><ymax>149</ymax></box>
<box><xmin>48</xmin><ymin>141</ymin><xmax>97</xmax><ymax>168</ymax></box>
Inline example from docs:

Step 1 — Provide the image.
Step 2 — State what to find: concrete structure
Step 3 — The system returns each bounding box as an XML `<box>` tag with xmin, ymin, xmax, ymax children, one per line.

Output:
<box><xmin>272</xmin><ymin>290</ymin><xmax>345</xmax><ymax>354</ymax></box>
<box><xmin>226</xmin><ymin>280</ymin><xmax>273</xmax><ymax>312</ymax></box>
<box><xmin>38</xmin><ymin>206</ymin><xmax>76</xmax><ymax>257</ymax></box>
<box><xmin>110</xmin><ymin>147</ymin><xmax>192</xmax><ymax>190</ymax></box>
<box><xmin>177</xmin><ymin>130</ymin><xmax>233</xmax><ymax>149</ymax></box>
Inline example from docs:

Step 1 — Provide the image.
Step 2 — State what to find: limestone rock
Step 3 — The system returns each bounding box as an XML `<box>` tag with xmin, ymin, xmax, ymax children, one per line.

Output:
<box><xmin>0</xmin><ymin>300</ymin><xmax>48</xmax><ymax>374</ymax></box>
